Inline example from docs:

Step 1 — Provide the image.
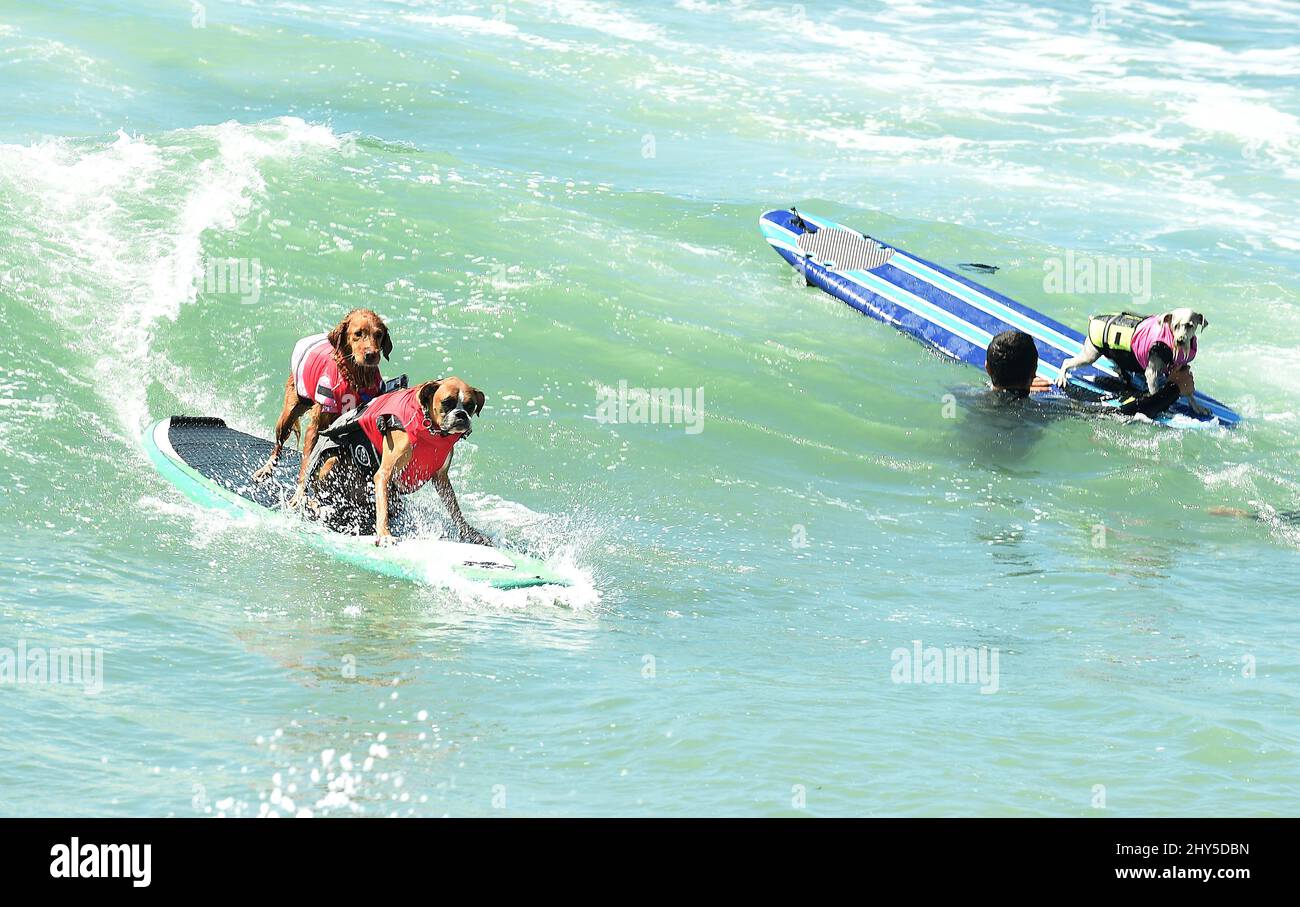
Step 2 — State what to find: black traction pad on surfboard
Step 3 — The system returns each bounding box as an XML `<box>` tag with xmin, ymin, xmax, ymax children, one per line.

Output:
<box><xmin>167</xmin><ymin>416</ymin><xmax>302</xmax><ymax>510</ymax></box>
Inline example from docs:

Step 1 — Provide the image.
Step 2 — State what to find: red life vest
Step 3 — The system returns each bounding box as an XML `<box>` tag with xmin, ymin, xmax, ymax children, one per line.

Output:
<box><xmin>359</xmin><ymin>386</ymin><xmax>460</xmax><ymax>492</ymax></box>
<box><xmin>292</xmin><ymin>333</ymin><xmax>383</xmax><ymax>414</ymax></box>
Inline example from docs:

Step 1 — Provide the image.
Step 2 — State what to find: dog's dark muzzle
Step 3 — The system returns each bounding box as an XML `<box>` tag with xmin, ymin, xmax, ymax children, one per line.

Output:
<box><xmin>443</xmin><ymin>407</ymin><xmax>473</xmax><ymax>435</ymax></box>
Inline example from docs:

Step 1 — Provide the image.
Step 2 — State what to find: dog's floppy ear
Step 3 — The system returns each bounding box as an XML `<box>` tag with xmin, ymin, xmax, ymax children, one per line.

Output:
<box><xmin>418</xmin><ymin>380</ymin><xmax>442</xmax><ymax>411</ymax></box>
<box><xmin>380</xmin><ymin>325</ymin><xmax>393</xmax><ymax>361</ymax></box>
<box><xmin>1161</xmin><ymin>312</ymin><xmax>1173</xmax><ymax>327</ymax></box>
<box><xmin>328</xmin><ymin>314</ymin><xmax>352</xmax><ymax>352</ymax></box>
<box><xmin>1194</xmin><ymin>313</ymin><xmax>1208</xmax><ymax>331</ymax></box>
<box><xmin>468</xmin><ymin>387</ymin><xmax>485</xmax><ymax>416</ymax></box>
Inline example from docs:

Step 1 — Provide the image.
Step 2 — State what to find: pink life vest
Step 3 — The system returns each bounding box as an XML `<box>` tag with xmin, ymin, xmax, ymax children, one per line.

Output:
<box><xmin>1130</xmin><ymin>316</ymin><xmax>1196</xmax><ymax>372</ymax></box>
<box><xmin>359</xmin><ymin>386</ymin><xmax>461</xmax><ymax>493</ymax></box>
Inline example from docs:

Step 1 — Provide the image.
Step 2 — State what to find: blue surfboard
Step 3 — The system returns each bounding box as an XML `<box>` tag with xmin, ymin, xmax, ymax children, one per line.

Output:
<box><xmin>759</xmin><ymin>208</ymin><xmax>1239</xmax><ymax>428</ymax></box>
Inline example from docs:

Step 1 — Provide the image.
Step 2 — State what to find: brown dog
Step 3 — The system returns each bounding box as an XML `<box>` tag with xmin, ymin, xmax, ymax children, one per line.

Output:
<box><xmin>308</xmin><ymin>377</ymin><xmax>489</xmax><ymax>545</ymax></box>
<box><xmin>253</xmin><ymin>308</ymin><xmax>391</xmax><ymax>499</ymax></box>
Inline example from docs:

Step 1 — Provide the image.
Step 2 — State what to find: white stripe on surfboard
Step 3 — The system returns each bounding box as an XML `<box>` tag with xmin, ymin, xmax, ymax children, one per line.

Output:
<box><xmin>854</xmin><ymin>254</ymin><xmax>1116</xmax><ymax>379</ymax></box>
<box><xmin>851</xmin><ymin>269</ymin><xmax>994</xmax><ymax>349</ymax></box>
<box><xmin>849</xmin><ymin>268</ymin><xmax>1069</xmax><ymax>381</ymax></box>
<box><xmin>890</xmin><ymin>255</ymin><xmax>1082</xmax><ymax>355</ymax></box>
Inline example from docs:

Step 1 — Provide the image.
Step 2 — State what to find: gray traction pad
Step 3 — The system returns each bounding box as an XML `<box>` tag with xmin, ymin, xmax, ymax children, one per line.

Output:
<box><xmin>796</xmin><ymin>228</ymin><xmax>896</xmax><ymax>271</ymax></box>
<box><xmin>167</xmin><ymin>418</ymin><xmax>301</xmax><ymax>510</ymax></box>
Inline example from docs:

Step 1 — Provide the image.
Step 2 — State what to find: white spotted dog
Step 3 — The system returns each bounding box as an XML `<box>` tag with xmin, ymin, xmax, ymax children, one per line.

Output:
<box><xmin>1056</xmin><ymin>308</ymin><xmax>1209</xmax><ymax>414</ymax></box>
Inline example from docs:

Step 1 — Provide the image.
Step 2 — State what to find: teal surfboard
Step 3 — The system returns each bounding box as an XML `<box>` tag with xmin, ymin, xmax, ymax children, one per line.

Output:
<box><xmin>143</xmin><ymin>416</ymin><xmax>569</xmax><ymax>590</ymax></box>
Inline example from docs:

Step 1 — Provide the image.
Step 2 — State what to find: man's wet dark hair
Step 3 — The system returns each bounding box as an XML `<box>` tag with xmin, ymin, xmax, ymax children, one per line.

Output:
<box><xmin>985</xmin><ymin>330</ymin><xmax>1039</xmax><ymax>391</ymax></box>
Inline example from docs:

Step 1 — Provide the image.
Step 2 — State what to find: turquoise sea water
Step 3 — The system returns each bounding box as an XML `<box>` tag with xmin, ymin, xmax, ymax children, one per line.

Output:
<box><xmin>1</xmin><ymin>0</ymin><xmax>1298</xmax><ymax>816</ymax></box>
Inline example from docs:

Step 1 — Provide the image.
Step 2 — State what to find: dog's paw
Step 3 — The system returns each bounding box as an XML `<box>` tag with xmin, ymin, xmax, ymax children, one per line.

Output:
<box><xmin>459</xmin><ymin>527</ymin><xmax>493</xmax><ymax>547</ymax></box>
<box><xmin>375</xmin><ymin>533</ymin><xmax>396</xmax><ymax>548</ymax></box>
<box><xmin>1054</xmin><ymin>372</ymin><xmax>1070</xmax><ymax>389</ymax></box>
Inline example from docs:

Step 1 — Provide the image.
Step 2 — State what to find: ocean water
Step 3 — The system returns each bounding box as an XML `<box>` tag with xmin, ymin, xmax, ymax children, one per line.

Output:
<box><xmin>1</xmin><ymin>0</ymin><xmax>1298</xmax><ymax>817</ymax></box>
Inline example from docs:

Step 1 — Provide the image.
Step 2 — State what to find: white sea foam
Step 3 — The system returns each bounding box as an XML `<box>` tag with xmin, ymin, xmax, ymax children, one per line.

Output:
<box><xmin>545</xmin><ymin>0</ymin><xmax>667</xmax><ymax>43</ymax></box>
<box><xmin>0</xmin><ymin>117</ymin><xmax>341</xmax><ymax>436</ymax></box>
<box><xmin>403</xmin><ymin>14</ymin><xmax>577</xmax><ymax>53</ymax></box>
<box><xmin>1174</xmin><ymin>81</ymin><xmax>1300</xmax><ymax>149</ymax></box>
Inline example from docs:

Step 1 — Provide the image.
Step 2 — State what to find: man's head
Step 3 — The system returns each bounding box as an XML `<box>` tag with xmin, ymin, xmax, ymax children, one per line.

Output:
<box><xmin>985</xmin><ymin>330</ymin><xmax>1039</xmax><ymax>392</ymax></box>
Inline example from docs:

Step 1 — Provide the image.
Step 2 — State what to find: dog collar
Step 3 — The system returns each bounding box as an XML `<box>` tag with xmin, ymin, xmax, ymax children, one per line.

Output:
<box><xmin>422</xmin><ymin>399</ymin><xmax>473</xmax><ymax>439</ymax></box>
<box><xmin>423</xmin><ymin>417</ymin><xmax>469</xmax><ymax>439</ymax></box>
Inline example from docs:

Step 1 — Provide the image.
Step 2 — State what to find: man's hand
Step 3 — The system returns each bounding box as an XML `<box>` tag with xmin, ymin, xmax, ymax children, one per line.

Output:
<box><xmin>1171</xmin><ymin>366</ymin><xmax>1208</xmax><ymax>413</ymax></box>
<box><xmin>1030</xmin><ymin>376</ymin><xmax>1053</xmax><ymax>393</ymax></box>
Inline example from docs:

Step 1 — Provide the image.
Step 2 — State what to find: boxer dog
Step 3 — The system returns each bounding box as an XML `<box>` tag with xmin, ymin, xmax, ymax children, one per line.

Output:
<box><xmin>306</xmin><ymin>377</ymin><xmax>489</xmax><ymax>545</ymax></box>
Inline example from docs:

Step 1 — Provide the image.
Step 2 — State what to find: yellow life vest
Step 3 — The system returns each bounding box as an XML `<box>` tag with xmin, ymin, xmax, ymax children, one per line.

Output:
<box><xmin>1086</xmin><ymin>312</ymin><xmax>1147</xmax><ymax>353</ymax></box>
